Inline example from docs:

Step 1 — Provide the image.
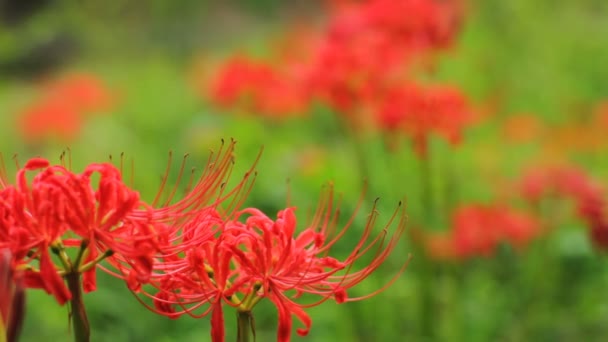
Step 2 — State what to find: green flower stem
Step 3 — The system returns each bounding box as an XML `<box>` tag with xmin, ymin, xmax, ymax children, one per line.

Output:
<box><xmin>65</xmin><ymin>272</ymin><xmax>89</xmax><ymax>342</ymax></box>
<box><xmin>236</xmin><ymin>311</ymin><xmax>255</xmax><ymax>342</ymax></box>
<box><xmin>418</xmin><ymin>147</ymin><xmax>435</xmax><ymax>340</ymax></box>
<box><xmin>1</xmin><ymin>317</ymin><xmax>6</xmax><ymax>342</ymax></box>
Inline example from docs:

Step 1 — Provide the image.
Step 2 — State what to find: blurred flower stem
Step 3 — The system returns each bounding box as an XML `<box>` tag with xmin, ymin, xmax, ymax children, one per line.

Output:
<box><xmin>236</xmin><ymin>311</ymin><xmax>255</xmax><ymax>342</ymax></box>
<box><xmin>1</xmin><ymin>250</ymin><xmax>25</xmax><ymax>342</ymax></box>
<box><xmin>65</xmin><ymin>272</ymin><xmax>89</xmax><ymax>342</ymax></box>
<box><xmin>418</xmin><ymin>145</ymin><xmax>436</xmax><ymax>340</ymax></box>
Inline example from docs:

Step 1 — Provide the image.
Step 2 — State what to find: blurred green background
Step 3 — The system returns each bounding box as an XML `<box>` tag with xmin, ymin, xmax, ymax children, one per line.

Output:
<box><xmin>2</xmin><ymin>0</ymin><xmax>608</xmax><ymax>341</ymax></box>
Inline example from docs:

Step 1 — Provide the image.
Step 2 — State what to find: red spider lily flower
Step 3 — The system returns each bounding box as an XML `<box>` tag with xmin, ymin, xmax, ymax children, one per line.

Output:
<box><xmin>305</xmin><ymin>0</ymin><xmax>466</xmax><ymax>116</ymax></box>
<box><xmin>1</xmin><ymin>249</ymin><xmax>25</xmax><ymax>342</ymax></box>
<box><xmin>203</xmin><ymin>0</ymin><xmax>467</xmax><ymax>127</ymax></box>
<box><xmin>17</xmin><ymin>97</ymin><xmax>84</xmax><ymax>142</ymax></box>
<box><xmin>142</xmin><ymin>139</ymin><xmax>258</xmax><ymax>227</ymax></box>
<box><xmin>305</xmin><ymin>39</ymin><xmax>389</xmax><ymax>116</ymax></box>
<box><xmin>424</xmin><ymin>204</ymin><xmax>539</xmax><ymax>260</ymax></box>
<box><xmin>207</xmin><ymin>57</ymin><xmax>308</xmax><ymax>119</ymax></box>
<box><xmin>0</xmin><ymin>141</ymin><xmax>257</xmax><ymax>342</ymax></box>
<box><xmin>452</xmin><ymin>205</ymin><xmax>539</xmax><ymax>258</ymax></box>
<box><xmin>43</xmin><ymin>73</ymin><xmax>114</xmax><ymax>113</ymax></box>
<box><xmin>327</xmin><ymin>0</ymin><xmax>464</xmax><ymax>52</ymax></box>
<box><xmin>519</xmin><ymin>165</ymin><xmax>605</xmax><ymax>222</ymax></box>
<box><xmin>17</xmin><ymin>72</ymin><xmax>115</xmax><ymax>143</ymax></box>
<box><xmin>111</xmin><ymin>139</ymin><xmax>259</xmax><ymax>292</ymax></box>
<box><xmin>134</xmin><ymin>185</ymin><xmax>408</xmax><ymax>342</ymax></box>
<box><xmin>520</xmin><ymin>166</ymin><xmax>602</xmax><ymax>205</ymax></box>
<box><xmin>0</xmin><ymin>157</ymin><xmax>161</xmax><ymax>303</ymax></box>
<box><xmin>519</xmin><ymin>165</ymin><xmax>608</xmax><ymax>250</ymax></box>
<box><xmin>376</xmin><ymin>83</ymin><xmax>474</xmax><ymax>157</ymax></box>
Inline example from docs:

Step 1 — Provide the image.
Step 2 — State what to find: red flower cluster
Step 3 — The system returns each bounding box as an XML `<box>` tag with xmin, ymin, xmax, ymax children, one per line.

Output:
<box><xmin>204</xmin><ymin>0</ymin><xmax>474</xmax><ymax>150</ymax></box>
<box><xmin>425</xmin><ymin>204</ymin><xmax>539</xmax><ymax>260</ymax></box>
<box><xmin>520</xmin><ymin>165</ymin><xmax>608</xmax><ymax>249</ymax></box>
<box><xmin>17</xmin><ymin>73</ymin><xmax>115</xmax><ymax>142</ymax></box>
<box><xmin>0</xmin><ymin>157</ymin><xmax>159</xmax><ymax>304</ymax></box>
<box><xmin>0</xmin><ymin>142</ymin><xmax>405</xmax><ymax>341</ymax></box>
<box><xmin>377</xmin><ymin>83</ymin><xmax>472</xmax><ymax>156</ymax></box>
<box><xmin>308</xmin><ymin>0</ymin><xmax>464</xmax><ymax>113</ymax></box>
<box><xmin>0</xmin><ymin>140</ymin><xmax>251</xmax><ymax>302</ymax></box>
<box><xmin>208</xmin><ymin>56</ymin><xmax>308</xmax><ymax>118</ymax></box>
<box><xmin>134</xmin><ymin>186</ymin><xmax>407</xmax><ymax>342</ymax></box>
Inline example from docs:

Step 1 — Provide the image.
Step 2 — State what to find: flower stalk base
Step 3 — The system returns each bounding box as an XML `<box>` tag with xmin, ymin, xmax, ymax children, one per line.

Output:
<box><xmin>236</xmin><ymin>311</ymin><xmax>255</xmax><ymax>342</ymax></box>
<box><xmin>66</xmin><ymin>273</ymin><xmax>89</xmax><ymax>342</ymax></box>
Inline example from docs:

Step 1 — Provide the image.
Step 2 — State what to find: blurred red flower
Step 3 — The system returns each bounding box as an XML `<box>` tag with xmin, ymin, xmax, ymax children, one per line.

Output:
<box><xmin>425</xmin><ymin>204</ymin><xmax>540</xmax><ymax>260</ymax></box>
<box><xmin>207</xmin><ymin>57</ymin><xmax>308</xmax><ymax>119</ymax></box>
<box><xmin>376</xmin><ymin>83</ymin><xmax>474</xmax><ymax>157</ymax></box>
<box><xmin>17</xmin><ymin>73</ymin><xmax>115</xmax><ymax>143</ymax></box>
<box><xmin>520</xmin><ymin>165</ymin><xmax>608</xmax><ymax>250</ymax></box>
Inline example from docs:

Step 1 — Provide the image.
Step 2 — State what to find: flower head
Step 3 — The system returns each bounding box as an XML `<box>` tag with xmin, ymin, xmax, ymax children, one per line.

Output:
<box><xmin>0</xmin><ymin>157</ymin><xmax>160</xmax><ymax>303</ymax></box>
<box><xmin>17</xmin><ymin>72</ymin><xmax>114</xmax><ymax>143</ymax></box>
<box><xmin>424</xmin><ymin>204</ymin><xmax>540</xmax><ymax>260</ymax></box>
<box><xmin>135</xmin><ymin>184</ymin><xmax>408</xmax><ymax>342</ymax></box>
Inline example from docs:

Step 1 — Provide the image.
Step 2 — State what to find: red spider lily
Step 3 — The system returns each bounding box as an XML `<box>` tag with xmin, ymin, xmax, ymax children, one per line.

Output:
<box><xmin>327</xmin><ymin>0</ymin><xmax>463</xmax><ymax>52</ymax></box>
<box><xmin>0</xmin><ymin>141</ymin><xmax>257</xmax><ymax>342</ymax></box>
<box><xmin>424</xmin><ymin>204</ymin><xmax>540</xmax><ymax>260</ymax></box>
<box><xmin>305</xmin><ymin>0</ymin><xmax>465</xmax><ymax>117</ymax></box>
<box><xmin>0</xmin><ymin>157</ymin><xmax>160</xmax><ymax>303</ymax></box>
<box><xmin>376</xmin><ymin>83</ymin><xmax>474</xmax><ymax>156</ymax></box>
<box><xmin>207</xmin><ymin>57</ymin><xmax>308</xmax><ymax>118</ymax></box>
<box><xmin>519</xmin><ymin>165</ymin><xmax>608</xmax><ymax>250</ymax></box>
<box><xmin>304</xmin><ymin>38</ymin><xmax>390</xmax><ymax>116</ymax></box>
<box><xmin>134</xmin><ymin>185</ymin><xmax>408</xmax><ymax>342</ymax></box>
<box><xmin>452</xmin><ymin>205</ymin><xmax>540</xmax><ymax>257</ymax></box>
<box><xmin>520</xmin><ymin>166</ymin><xmax>603</xmax><ymax>205</ymax></box>
<box><xmin>17</xmin><ymin>72</ymin><xmax>114</xmax><ymax>143</ymax></box>
<box><xmin>103</xmin><ymin>140</ymin><xmax>260</xmax><ymax>293</ymax></box>
<box><xmin>43</xmin><ymin>73</ymin><xmax>114</xmax><ymax>113</ymax></box>
<box><xmin>18</xmin><ymin>97</ymin><xmax>84</xmax><ymax>142</ymax></box>
<box><xmin>203</xmin><ymin>0</ymin><xmax>467</xmax><ymax>128</ymax></box>
<box><xmin>0</xmin><ymin>249</ymin><xmax>25</xmax><ymax>342</ymax></box>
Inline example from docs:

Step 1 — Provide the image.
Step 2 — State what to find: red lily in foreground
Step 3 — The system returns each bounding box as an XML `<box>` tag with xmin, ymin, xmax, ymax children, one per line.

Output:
<box><xmin>0</xmin><ymin>140</ymin><xmax>258</xmax><ymax>341</ymax></box>
<box><xmin>135</xmin><ymin>185</ymin><xmax>408</xmax><ymax>342</ymax></box>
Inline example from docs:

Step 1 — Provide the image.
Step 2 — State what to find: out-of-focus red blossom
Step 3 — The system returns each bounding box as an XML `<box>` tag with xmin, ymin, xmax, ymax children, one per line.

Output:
<box><xmin>202</xmin><ymin>0</ymin><xmax>470</xmax><ymax>134</ymax></box>
<box><xmin>306</xmin><ymin>0</ymin><xmax>465</xmax><ymax>117</ymax></box>
<box><xmin>326</xmin><ymin>0</ymin><xmax>463</xmax><ymax>54</ymax></box>
<box><xmin>519</xmin><ymin>165</ymin><xmax>608</xmax><ymax>250</ymax></box>
<box><xmin>43</xmin><ymin>73</ymin><xmax>115</xmax><ymax>113</ymax></box>
<box><xmin>207</xmin><ymin>56</ymin><xmax>309</xmax><ymax>118</ymax></box>
<box><xmin>424</xmin><ymin>204</ymin><xmax>540</xmax><ymax>260</ymax></box>
<box><xmin>17</xmin><ymin>73</ymin><xmax>115</xmax><ymax>143</ymax></box>
<box><xmin>18</xmin><ymin>98</ymin><xmax>83</xmax><ymax>142</ymax></box>
<box><xmin>133</xmin><ymin>186</ymin><xmax>408</xmax><ymax>342</ymax></box>
<box><xmin>376</xmin><ymin>83</ymin><xmax>474</xmax><ymax>157</ymax></box>
<box><xmin>520</xmin><ymin>165</ymin><xmax>602</xmax><ymax>212</ymax></box>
